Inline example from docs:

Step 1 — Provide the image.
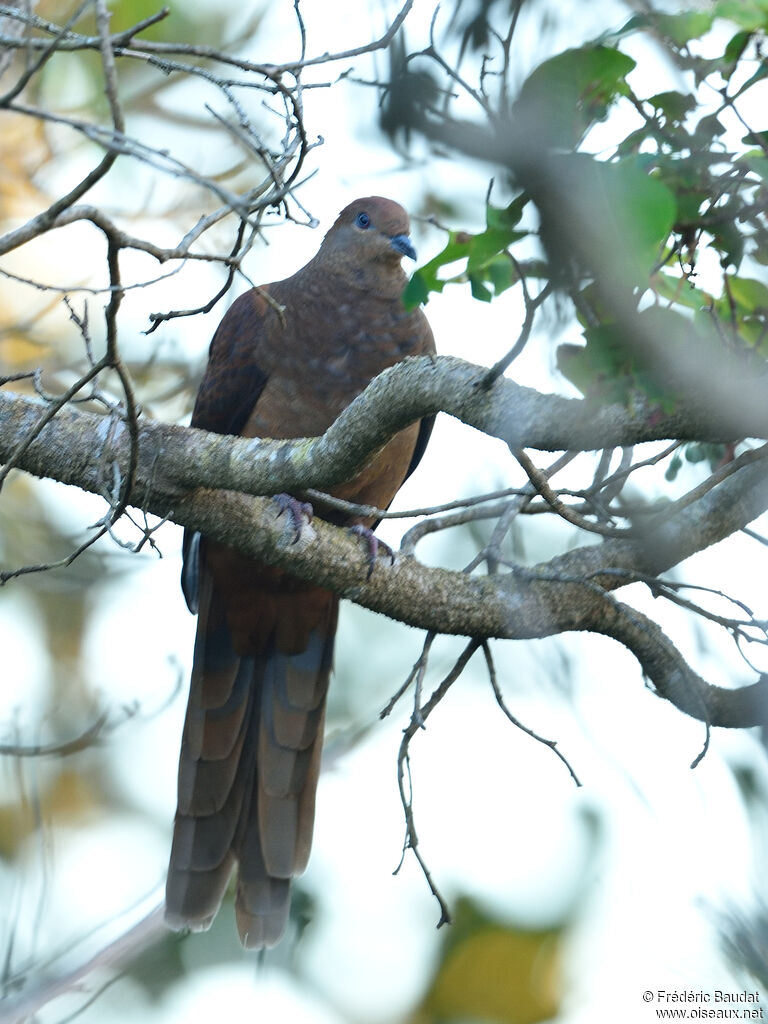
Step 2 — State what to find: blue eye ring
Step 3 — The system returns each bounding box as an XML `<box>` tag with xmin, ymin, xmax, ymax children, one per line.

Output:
<box><xmin>355</xmin><ymin>212</ymin><xmax>371</xmax><ymax>229</ymax></box>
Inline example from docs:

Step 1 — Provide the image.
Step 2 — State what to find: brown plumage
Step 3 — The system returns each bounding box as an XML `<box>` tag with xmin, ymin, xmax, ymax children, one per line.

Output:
<box><xmin>165</xmin><ymin>197</ymin><xmax>436</xmax><ymax>948</ymax></box>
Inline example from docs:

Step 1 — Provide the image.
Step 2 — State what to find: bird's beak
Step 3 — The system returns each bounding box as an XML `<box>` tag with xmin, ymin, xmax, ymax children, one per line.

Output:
<box><xmin>389</xmin><ymin>234</ymin><xmax>417</xmax><ymax>261</ymax></box>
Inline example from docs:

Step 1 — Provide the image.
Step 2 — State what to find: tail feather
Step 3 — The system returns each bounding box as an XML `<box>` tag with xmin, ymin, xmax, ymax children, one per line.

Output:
<box><xmin>281</xmin><ymin>642</ymin><xmax>331</xmax><ymax>709</ymax></box>
<box><xmin>169</xmin><ymin>760</ymin><xmax>248</xmax><ymax>873</ymax></box>
<box><xmin>187</xmin><ymin>663</ymin><xmax>252</xmax><ymax>759</ymax></box>
<box><xmin>258</xmin><ymin>628</ymin><xmax>333</xmax><ymax>797</ymax></box>
<box><xmin>166</xmin><ymin>853</ymin><xmax>235</xmax><ymax>932</ymax></box>
<box><xmin>166</xmin><ymin>578</ymin><xmax>337</xmax><ymax>947</ymax></box>
<box><xmin>235</xmin><ymin>859</ymin><xmax>291</xmax><ymax>949</ymax></box>
<box><xmin>177</xmin><ymin>728</ymin><xmax>247</xmax><ymax>817</ymax></box>
<box><xmin>177</xmin><ymin>655</ymin><xmax>253</xmax><ymax>816</ymax></box>
<box><xmin>234</xmin><ymin>719</ymin><xmax>292</xmax><ymax>949</ymax></box>
<box><xmin>264</xmin><ymin>709</ymin><xmax>326</xmax><ymax>876</ymax></box>
<box><xmin>266</xmin><ymin>670</ymin><xmax>326</xmax><ymax>748</ymax></box>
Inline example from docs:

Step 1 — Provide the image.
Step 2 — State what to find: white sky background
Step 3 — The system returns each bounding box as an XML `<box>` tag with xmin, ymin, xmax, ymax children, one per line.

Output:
<box><xmin>2</xmin><ymin>1</ymin><xmax>768</xmax><ymax>1022</ymax></box>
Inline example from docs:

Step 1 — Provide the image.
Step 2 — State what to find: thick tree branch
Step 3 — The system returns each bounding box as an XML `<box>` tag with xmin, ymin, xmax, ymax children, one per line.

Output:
<box><xmin>2</xmin><ymin>360</ymin><xmax>768</xmax><ymax>728</ymax></box>
<box><xmin>2</xmin><ymin>354</ymin><xmax>768</xmax><ymax>511</ymax></box>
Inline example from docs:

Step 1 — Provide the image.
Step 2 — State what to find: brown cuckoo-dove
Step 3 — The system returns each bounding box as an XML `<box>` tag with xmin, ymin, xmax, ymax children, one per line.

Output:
<box><xmin>165</xmin><ymin>196</ymin><xmax>436</xmax><ymax>948</ymax></box>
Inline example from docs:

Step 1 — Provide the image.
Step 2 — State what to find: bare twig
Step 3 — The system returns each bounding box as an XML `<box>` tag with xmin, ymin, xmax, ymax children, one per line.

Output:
<box><xmin>393</xmin><ymin>639</ymin><xmax>481</xmax><ymax>928</ymax></box>
<box><xmin>481</xmin><ymin>641</ymin><xmax>582</xmax><ymax>786</ymax></box>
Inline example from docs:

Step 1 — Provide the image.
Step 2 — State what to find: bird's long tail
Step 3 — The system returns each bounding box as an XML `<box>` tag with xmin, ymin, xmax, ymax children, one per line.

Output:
<box><xmin>165</xmin><ymin>574</ymin><xmax>337</xmax><ymax>948</ymax></box>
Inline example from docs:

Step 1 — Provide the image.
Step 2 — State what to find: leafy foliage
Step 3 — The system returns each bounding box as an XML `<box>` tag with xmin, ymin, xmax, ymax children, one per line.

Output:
<box><xmin>514</xmin><ymin>45</ymin><xmax>636</xmax><ymax>149</ymax></box>
<box><xmin>405</xmin><ymin>5</ymin><xmax>768</xmax><ymax>406</ymax></box>
<box><xmin>404</xmin><ymin>196</ymin><xmax>528</xmax><ymax>307</ymax></box>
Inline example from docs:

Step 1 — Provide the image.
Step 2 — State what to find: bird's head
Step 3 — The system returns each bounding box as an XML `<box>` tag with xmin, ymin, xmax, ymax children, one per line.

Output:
<box><xmin>321</xmin><ymin>196</ymin><xmax>417</xmax><ymax>272</ymax></box>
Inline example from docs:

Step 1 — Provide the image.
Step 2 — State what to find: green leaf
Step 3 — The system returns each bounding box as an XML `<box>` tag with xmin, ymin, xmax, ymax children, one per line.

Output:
<box><xmin>721</xmin><ymin>29</ymin><xmax>753</xmax><ymax>77</ymax></box>
<box><xmin>416</xmin><ymin>898</ymin><xmax>565</xmax><ymax>1024</ymax></box>
<box><xmin>556</xmin><ymin>343</ymin><xmax>594</xmax><ymax>397</ymax></box>
<box><xmin>651</xmin><ymin>271</ymin><xmax>709</xmax><ymax>312</ymax></box>
<box><xmin>592</xmin><ymin>157</ymin><xmax>677</xmax><ymax>280</ymax></box>
<box><xmin>674</xmin><ymin>191</ymin><xmax>707</xmax><ymax>223</ymax></box>
<box><xmin>404</xmin><ymin>195</ymin><xmax>531</xmax><ymax>307</ymax></box>
<box><xmin>597</xmin><ymin>13</ymin><xmax>651</xmax><ymax>43</ymax></box>
<box><xmin>515</xmin><ymin>45</ymin><xmax>636</xmax><ymax>148</ymax></box>
<box><xmin>737</xmin><ymin>63</ymin><xmax>768</xmax><ymax>93</ymax></box>
<box><xmin>467</xmin><ymin>227</ymin><xmax>525</xmax><ymax>272</ymax></box>
<box><xmin>558</xmin><ymin>325</ymin><xmax>635</xmax><ymax>403</ymax></box>
<box><xmin>694</xmin><ymin>113</ymin><xmax>726</xmax><ymax>138</ymax></box>
<box><xmin>487</xmin><ymin>256</ymin><xmax>515</xmax><ymax>296</ymax></box>
<box><xmin>739</xmin><ymin>152</ymin><xmax>768</xmax><ymax>180</ymax></box>
<box><xmin>403</xmin><ymin>232</ymin><xmax>472</xmax><ymax>307</ymax></box>
<box><xmin>654</xmin><ymin>155</ymin><xmax>713</xmax><ymax>224</ymax></box>
<box><xmin>648</xmin><ymin>90</ymin><xmax>696</xmax><ymax>124</ymax></box>
<box><xmin>715</xmin><ymin>0</ymin><xmax>768</xmax><ymax>31</ymax></box>
<box><xmin>712</xmin><ymin>219</ymin><xmax>745</xmax><ymax>268</ymax></box>
<box><xmin>728</xmin><ymin>276</ymin><xmax>768</xmax><ymax>312</ymax></box>
<box><xmin>665</xmin><ymin>453</ymin><xmax>683</xmax><ymax>481</ymax></box>
<box><xmin>559</xmin><ymin>319</ymin><xmax>680</xmax><ymax>412</ymax></box>
<box><xmin>742</xmin><ymin>129</ymin><xmax>768</xmax><ymax>147</ymax></box>
<box><xmin>572</xmin><ymin>283</ymin><xmax>616</xmax><ymax>329</ymax></box>
<box><xmin>740</xmin><ymin>316</ymin><xmax>768</xmax><ymax>350</ymax></box>
<box><xmin>724</xmin><ymin>29</ymin><xmax>752</xmax><ymax>63</ymax></box>
<box><xmin>655</xmin><ymin>12</ymin><xmax>714</xmax><ymax>45</ymax></box>
<box><xmin>403</xmin><ymin>270</ymin><xmax>436</xmax><ymax>309</ymax></box>
<box><xmin>547</xmin><ymin>154</ymin><xmax>676</xmax><ymax>284</ymax></box>
<box><xmin>581</xmin><ymin>324</ymin><xmax>631</xmax><ymax>376</ymax></box>
<box><xmin>616</xmin><ymin>127</ymin><xmax>651</xmax><ymax>156</ymax></box>
<box><xmin>486</xmin><ymin>195</ymin><xmax>528</xmax><ymax>232</ymax></box>
<box><xmin>470</xmin><ymin>276</ymin><xmax>493</xmax><ymax>302</ymax></box>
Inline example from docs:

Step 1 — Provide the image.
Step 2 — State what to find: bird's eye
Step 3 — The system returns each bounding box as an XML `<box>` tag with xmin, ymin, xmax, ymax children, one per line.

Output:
<box><xmin>355</xmin><ymin>212</ymin><xmax>371</xmax><ymax>229</ymax></box>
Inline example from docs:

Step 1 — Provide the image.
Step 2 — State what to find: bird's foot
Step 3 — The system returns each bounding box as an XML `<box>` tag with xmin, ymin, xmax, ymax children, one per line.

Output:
<box><xmin>274</xmin><ymin>493</ymin><xmax>313</xmax><ymax>543</ymax></box>
<box><xmin>349</xmin><ymin>524</ymin><xmax>395</xmax><ymax>579</ymax></box>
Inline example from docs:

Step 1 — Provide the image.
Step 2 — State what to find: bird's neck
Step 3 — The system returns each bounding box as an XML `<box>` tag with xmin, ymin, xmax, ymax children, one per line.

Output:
<box><xmin>303</xmin><ymin>251</ymin><xmax>408</xmax><ymax>300</ymax></box>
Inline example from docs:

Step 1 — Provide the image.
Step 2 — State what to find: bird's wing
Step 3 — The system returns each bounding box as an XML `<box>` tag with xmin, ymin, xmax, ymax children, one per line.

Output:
<box><xmin>181</xmin><ymin>288</ymin><xmax>272</xmax><ymax>612</ymax></box>
<box><xmin>191</xmin><ymin>289</ymin><xmax>272</xmax><ymax>436</ymax></box>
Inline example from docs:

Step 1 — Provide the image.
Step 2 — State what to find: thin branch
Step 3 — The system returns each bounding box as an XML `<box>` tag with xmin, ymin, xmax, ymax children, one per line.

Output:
<box><xmin>145</xmin><ymin>219</ymin><xmax>247</xmax><ymax>332</ymax></box>
<box><xmin>394</xmin><ymin>639</ymin><xmax>481</xmax><ymax>928</ymax></box>
<box><xmin>475</xmin><ymin>451</ymin><xmax>578</xmax><ymax>573</ymax></box>
<box><xmin>0</xmin><ymin>904</ymin><xmax>167</xmax><ymax>1023</ymax></box>
<box><xmin>0</xmin><ymin>713</ymin><xmax>109</xmax><ymax>758</ymax></box>
<box><xmin>275</xmin><ymin>0</ymin><xmax>415</xmax><ymax>72</ymax></box>
<box><xmin>481</xmin><ymin>641</ymin><xmax>581</xmax><ymax>786</ymax></box>
<box><xmin>306</xmin><ymin>483</ymin><xmax>535</xmax><ymax>524</ymax></box>
<box><xmin>514</xmin><ymin>446</ymin><xmax>633</xmax><ymax>538</ymax></box>
<box><xmin>0</xmin><ymin>0</ymin><xmax>91</xmax><ymax>106</ymax></box>
<box><xmin>480</xmin><ymin>276</ymin><xmax>553</xmax><ymax>388</ymax></box>
<box><xmin>381</xmin><ymin>632</ymin><xmax>436</xmax><ymax>719</ymax></box>
<box><xmin>0</xmin><ymin>1</ymin><xmax>412</xmax><ymax>74</ymax></box>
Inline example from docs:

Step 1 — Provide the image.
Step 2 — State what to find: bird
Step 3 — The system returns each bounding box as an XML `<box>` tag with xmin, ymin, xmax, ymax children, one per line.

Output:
<box><xmin>165</xmin><ymin>196</ymin><xmax>436</xmax><ymax>948</ymax></box>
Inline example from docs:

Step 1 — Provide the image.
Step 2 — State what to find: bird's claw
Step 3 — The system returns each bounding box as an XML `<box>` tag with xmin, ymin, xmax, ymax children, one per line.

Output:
<box><xmin>274</xmin><ymin>493</ymin><xmax>313</xmax><ymax>543</ymax></box>
<box><xmin>349</xmin><ymin>524</ymin><xmax>395</xmax><ymax>579</ymax></box>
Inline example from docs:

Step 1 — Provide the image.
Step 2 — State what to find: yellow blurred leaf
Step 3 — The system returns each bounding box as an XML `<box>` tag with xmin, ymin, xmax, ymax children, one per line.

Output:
<box><xmin>0</xmin><ymin>799</ymin><xmax>36</xmax><ymax>858</ymax></box>
<box><xmin>0</xmin><ymin>112</ymin><xmax>52</xmax><ymax>217</ymax></box>
<box><xmin>0</xmin><ymin>332</ymin><xmax>51</xmax><ymax>368</ymax></box>
<box><xmin>413</xmin><ymin>898</ymin><xmax>564</xmax><ymax>1024</ymax></box>
<box><xmin>43</xmin><ymin>767</ymin><xmax>100</xmax><ymax>821</ymax></box>
<box><xmin>0</xmin><ymin>768</ymin><xmax>101</xmax><ymax>858</ymax></box>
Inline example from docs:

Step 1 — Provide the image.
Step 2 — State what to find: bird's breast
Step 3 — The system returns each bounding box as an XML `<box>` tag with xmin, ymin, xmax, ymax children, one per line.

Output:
<box><xmin>243</xmin><ymin>281</ymin><xmax>429</xmax><ymax>441</ymax></box>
